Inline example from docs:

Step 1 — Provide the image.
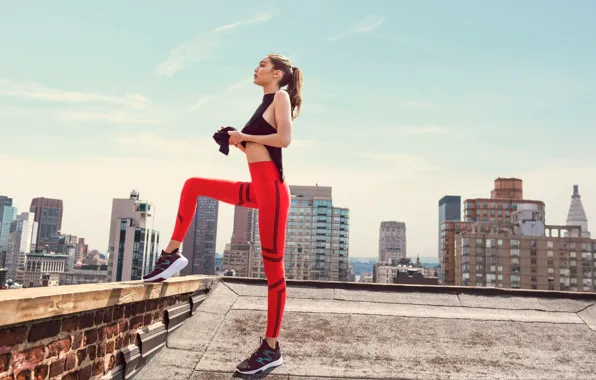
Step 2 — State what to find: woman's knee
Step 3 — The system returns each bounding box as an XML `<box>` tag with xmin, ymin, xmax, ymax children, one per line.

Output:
<box><xmin>183</xmin><ymin>177</ymin><xmax>205</xmax><ymax>189</ymax></box>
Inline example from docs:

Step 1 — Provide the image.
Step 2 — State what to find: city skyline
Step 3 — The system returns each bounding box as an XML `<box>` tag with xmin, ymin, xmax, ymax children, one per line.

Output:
<box><xmin>2</xmin><ymin>1</ymin><xmax>596</xmax><ymax>258</ymax></box>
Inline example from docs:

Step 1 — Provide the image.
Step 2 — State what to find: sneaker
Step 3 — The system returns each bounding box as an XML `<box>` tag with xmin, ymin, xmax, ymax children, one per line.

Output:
<box><xmin>143</xmin><ymin>249</ymin><xmax>188</xmax><ymax>282</ymax></box>
<box><xmin>236</xmin><ymin>337</ymin><xmax>283</xmax><ymax>375</ymax></box>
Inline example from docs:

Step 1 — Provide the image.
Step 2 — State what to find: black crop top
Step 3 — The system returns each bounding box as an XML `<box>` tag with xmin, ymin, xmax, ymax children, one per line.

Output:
<box><xmin>241</xmin><ymin>93</ymin><xmax>284</xmax><ymax>182</ymax></box>
<box><xmin>212</xmin><ymin>93</ymin><xmax>284</xmax><ymax>182</ymax></box>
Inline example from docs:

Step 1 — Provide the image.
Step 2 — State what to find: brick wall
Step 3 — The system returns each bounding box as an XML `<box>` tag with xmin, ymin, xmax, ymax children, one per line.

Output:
<box><xmin>0</xmin><ymin>293</ymin><xmax>191</xmax><ymax>380</ymax></box>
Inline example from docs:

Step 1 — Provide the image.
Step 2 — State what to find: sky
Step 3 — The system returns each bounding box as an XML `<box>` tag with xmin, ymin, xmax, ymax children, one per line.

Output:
<box><xmin>1</xmin><ymin>1</ymin><xmax>596</xmax><ymax>260</ymax></box>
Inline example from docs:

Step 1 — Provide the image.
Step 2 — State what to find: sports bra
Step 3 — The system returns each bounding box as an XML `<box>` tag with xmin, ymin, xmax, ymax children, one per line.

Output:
<box><xmin>240</xmin><ymin>93</ymin><xmax>285</xmax><ymax>182</ymax></box>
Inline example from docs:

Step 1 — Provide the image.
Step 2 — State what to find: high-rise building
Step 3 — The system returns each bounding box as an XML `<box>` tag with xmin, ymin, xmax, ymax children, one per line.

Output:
<box><xmin>438</xmin><ymin>196</ymin><xmax>461</xmax><ymax>282</ymax></box>
<box><xmin>0</xmin><ymin>196</ymin><xmax>13</xmax><ymax>250</ymax></box>
<box><xmin>0</xmin><ymin>196</ymin><xmax>12</xmax><ymax>212</ymax></box>
<box><xmin>29</xmin><ymin>197</ymin><xmax>63</xmax><ymax>250</ymax></box>
<box><xmin>181</xmin><ymin>196</ymin><xmax>219</xmax><ymax>276</ymax></box>
<box><xmin>440</xmin><ymin>178</ymin><xmax>544</xmax><ymax>285</ymax></box>
<box><xmin>284</xmin><ymin>185</ymin><xmax>350</xmax><ymax>282</ymax></box>
<box><xmin>6</xmin><ymin>212</ymin><xmax>38</xmax><ymax>280</ymax></box>
<box><xmin>565</xmin><ymin>185</ymin><xmax>590</xmax><ymax>238</ymax></box>
<box><xmin>221</xmin><ymin>205</ymin><xmax>259</xmax><ymax>277</ymax></box>
<box><xmin>455</xmin><ymin>203</ymin><xmax>595</xmax><ymax>292</ymax></box>
<box><xmin>0</xmin><ymin>196</ymin><xmax>17</xmax><ymax>254</ymax></box>
<box><xmin>438</xmin><ymin>196</ymin><xmax>461</xmax><ymax>252</ymax></box>
<box><xmin>378</xmin><ymin>221</ymin><xmax>407</xmax><ymax>264</ymax></box>
<box><xmin>221</xmin><ymin>184</ymin><xmax>350</xmax><ymax>282</ymax></box>
<box><xmin>232</xmin><ymin>206</ymin><xmax>259</xmax><ymax>244</ymax></box>
<box><xmin>107</xmin><ymin>190</ymin><xmax>160</xmax><ymax>282</ymax></box>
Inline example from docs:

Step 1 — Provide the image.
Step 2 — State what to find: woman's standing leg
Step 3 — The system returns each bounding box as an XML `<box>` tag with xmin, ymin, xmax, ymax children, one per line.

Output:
<box><xmin>259</xmin><ymin>179</ymin><xmax>291</xmax><ymax>341</ymax></box>
<box><xmin>236</xmin><ymin>178</ymin><xmax>290</xmax><ymax>375</ymax></box>
<box><xmin>144</xmin><ymin>177</ymin><xmax>258</xmax><ymax>282</ymax></box>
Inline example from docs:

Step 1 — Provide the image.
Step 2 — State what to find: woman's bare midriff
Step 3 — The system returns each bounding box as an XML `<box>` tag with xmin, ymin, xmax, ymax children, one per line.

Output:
<box><xmin>244</xmin><ymin>142</ymin><xmax>273</xmax><ymax>163</ymax></box>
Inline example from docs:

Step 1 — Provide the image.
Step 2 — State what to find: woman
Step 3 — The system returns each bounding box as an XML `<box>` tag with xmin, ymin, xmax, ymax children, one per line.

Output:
<box><xmin>143</xmin><ymin>53</ymin><xmax>302</xmax><ymax>375</ymax></box>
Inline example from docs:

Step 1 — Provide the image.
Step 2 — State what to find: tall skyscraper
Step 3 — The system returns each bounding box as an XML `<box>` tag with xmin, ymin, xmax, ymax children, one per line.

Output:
<box><xmin>565</xmin><ymin>185</ymin><xmax>590</xmax><ymax>238</ymax></box>
<box><xmin>0</xmin><ymin>197</ymin><xmax>17</xmax><ymax>254</ymax></box>
<box><xmin>438</xmin><ymin>195</ymin><xmax>461</xmax><ymax>279</ymax></box>
<box><xmin>221</xmin><ymin>184</ymin><xmax>350</xmax><ymax>282</ymax></box>
<box><xmin>6</xmin><ymin>212</ymin><xmax>38</xmax><ymax>280</ymax></box>
<box><xmin>29</xmin><ymin>197</ymin><xmax>63</xmax><ymax>250</ymax></box>
<box><xmin>180</xmin><ymin>196</ymin><xmax>219</xmax><ymax>276</ymax></box>
<box><xmin>378</xmin><ymin>221</ymin><xmax>407</xmax><ymax>264</ymax></box>
<box><xmin>107</xmin><ymin>190</ymin><xmax>160</xmax><ymax>282</ymax></box>
<box><xmin>284</xmin><ymin>185</ymin><xmax>350</xmax><ymax>282</ymax></box>
<box><xmin>0</xmin><ymin>196</ymin><xmax>13</xmax><ymax>243</ymax></box>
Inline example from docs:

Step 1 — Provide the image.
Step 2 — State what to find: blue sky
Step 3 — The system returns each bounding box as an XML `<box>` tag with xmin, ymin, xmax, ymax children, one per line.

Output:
<box><xmin>2</xmin><ymin>1</ymin><xmax>596</xmax><ymax>259</ymax></box>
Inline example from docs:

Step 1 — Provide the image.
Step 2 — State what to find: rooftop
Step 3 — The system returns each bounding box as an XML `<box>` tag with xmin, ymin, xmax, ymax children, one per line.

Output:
<box><xmin>134</xmin><ymin>277</ymin><xmax>596</xmax><ymax>380</ymax></box>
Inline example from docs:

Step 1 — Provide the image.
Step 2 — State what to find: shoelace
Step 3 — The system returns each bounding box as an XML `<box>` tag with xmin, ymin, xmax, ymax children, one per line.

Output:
<box><xmin>153</xmin><ymin>254</ymin><xmax>170</xmax><ymax>270</ymax></box>
<box><xmin>248</xmin><ymin>338</ymin><xmax>264</xmax><ymax>360</ymax></box>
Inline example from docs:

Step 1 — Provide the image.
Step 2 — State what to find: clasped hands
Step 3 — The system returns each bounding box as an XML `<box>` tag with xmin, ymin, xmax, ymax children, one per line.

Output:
<box><xmin>219</xmin><ymin>126</ymin><xmax>246</xmax><ymax>149</ymax></box>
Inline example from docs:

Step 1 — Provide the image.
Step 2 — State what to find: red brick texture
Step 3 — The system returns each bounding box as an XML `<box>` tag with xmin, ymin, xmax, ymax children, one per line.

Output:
<box><xmin>0</xmin><ymin>293</ymin><xmax>190</xmax><ymax>379</ymax></box>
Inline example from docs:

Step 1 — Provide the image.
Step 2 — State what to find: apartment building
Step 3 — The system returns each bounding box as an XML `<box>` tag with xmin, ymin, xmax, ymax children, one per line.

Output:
<box><xmin>455</xmin><ymin>203</ymin><xmax>594</xmax><ymax>292</ymax></box>
<box><xmin>440</xmin><ymin>178</ymin><xmax>544</xmax><ymax>285</ymax></box>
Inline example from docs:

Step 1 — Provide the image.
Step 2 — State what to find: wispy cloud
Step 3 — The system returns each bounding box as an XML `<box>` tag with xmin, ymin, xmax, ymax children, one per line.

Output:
<box><xmin>0</xmin><ymin>79</ymin><xmax>149</xmax><ymax>108</ymax></box>
<box><xmin>154</xmin><ymin>13</ymin><xmax>274</xmax><ymax>77</ymax></box>
<box><xmin>0</xmin><ymin>79</ymin><xmax>162</xmax><ymax>127</ymax></box>
<box><xmin>189</xmin><ymin>97</ymin><xmax>213</xmax><ymax>111</ymax></box>
<box><xmin>224</xmin><ymin>77</ymin><xmax>254</xmax><ymax>92</ymax></box>
<box><xmin>212</xmin><ymin>13</ymin><xmax>272</xmax><ymax>32</ymax></box>
<box><xmin>326</xmin><ymin>14</ymin><xmax>386</xmax><ymax>42</ymax></box>
<box><xmin>153</xmin><ymin>37</ymin><xmax>218</xmax><ymax>78</ymax></box>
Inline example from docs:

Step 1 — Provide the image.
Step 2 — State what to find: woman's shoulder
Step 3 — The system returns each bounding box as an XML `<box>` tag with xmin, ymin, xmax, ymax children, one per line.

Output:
<box><xmin>274</xmin><ymin>89</ymin><xmax>290</xmax><ymax>102</ymax></box>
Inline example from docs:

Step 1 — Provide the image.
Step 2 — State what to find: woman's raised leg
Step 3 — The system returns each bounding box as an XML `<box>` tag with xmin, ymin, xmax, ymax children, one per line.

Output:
<box><xmin>143</xmin><ymin>177</ymin><xmax>258</xmax><ymax>282</ymax></box>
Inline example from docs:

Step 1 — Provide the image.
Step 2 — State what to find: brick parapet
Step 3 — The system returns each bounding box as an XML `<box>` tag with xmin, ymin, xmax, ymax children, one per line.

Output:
<box><xmin>0</xmin><ymin>276</ymin><xmax>216</xmax><ymax>380</ymax></box>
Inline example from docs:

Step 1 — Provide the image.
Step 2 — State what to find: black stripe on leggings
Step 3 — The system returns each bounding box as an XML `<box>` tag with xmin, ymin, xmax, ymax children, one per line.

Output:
<box><xmin>261</xmin><ymin>180</ymin><xmax>281</xmax><ymax>254</ymax></box>
<box><xmin>273</xmin><ymin>286</ymin><xmax>286</xmax><ymax>337</ymax></box>
<box><xmin>237</xmin><ymin>183</ymin><xmax>245</xmax><ymax>206</ymax></box>
<box><xmin>268</xmin><ymin>277</ymin><xmax>285</xmax><ymax>290</ymax></box>
<box><xmin>262</xmin><ymin>254</ymin><xmax>283</xmax><ymax>262</ymax></box>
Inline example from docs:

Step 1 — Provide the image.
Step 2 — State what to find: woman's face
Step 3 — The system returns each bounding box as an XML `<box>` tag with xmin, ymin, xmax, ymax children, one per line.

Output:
<box><xmin>253</xmin><ymin>56</ymin><xmax>279</xmax><ymax>87</ymax></box>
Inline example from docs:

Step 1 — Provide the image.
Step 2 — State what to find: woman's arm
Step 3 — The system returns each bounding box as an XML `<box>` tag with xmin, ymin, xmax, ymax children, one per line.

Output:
<box><xmin>229</xmin><ymin>91</ymin><xmax>292</xmax><ymax>148</ymax></box>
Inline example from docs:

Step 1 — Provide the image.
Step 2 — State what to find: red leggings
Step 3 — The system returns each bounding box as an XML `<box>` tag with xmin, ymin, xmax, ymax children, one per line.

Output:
<box><xmin>171</xmin><ymin>161</ymin><xmax>290</xmax><ymax>338</ymax></box>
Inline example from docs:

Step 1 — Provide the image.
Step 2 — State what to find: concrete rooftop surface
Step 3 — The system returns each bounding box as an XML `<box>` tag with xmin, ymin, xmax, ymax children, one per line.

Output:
<box><xmin>132</xmin><ymin>278</ymin><xmax>596</xmax><ymax>380</ymax></box>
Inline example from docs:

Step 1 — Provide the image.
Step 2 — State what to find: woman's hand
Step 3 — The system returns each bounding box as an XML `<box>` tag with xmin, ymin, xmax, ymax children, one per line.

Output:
<box><xmin>228</xmin><ymin>130</ymin><xmax>246</xmax><ymax>145</ymax></box>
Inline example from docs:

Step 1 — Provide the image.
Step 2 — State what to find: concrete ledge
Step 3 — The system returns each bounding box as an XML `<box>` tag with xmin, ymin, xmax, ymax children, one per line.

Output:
<box><xmin>0</xmin><ymin>275</ymin><xmax>218</xmax><ymax>326</ymax></box>
<box><xmin>221</xmin><ymin>276</ymin><xmax>596</xmax><ymax>300</ymax></box>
